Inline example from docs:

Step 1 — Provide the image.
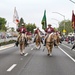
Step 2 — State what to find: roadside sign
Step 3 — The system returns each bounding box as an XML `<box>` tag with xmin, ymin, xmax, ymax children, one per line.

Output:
<box><xmin>63</xmin><ymin>29</ymin><xmax>66</xmax><ymax>33</ymax></box>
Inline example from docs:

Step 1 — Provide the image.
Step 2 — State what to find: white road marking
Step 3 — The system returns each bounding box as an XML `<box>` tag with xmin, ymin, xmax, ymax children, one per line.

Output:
<box><xmin>58</xmin><ymin>46</ymin><xmax>75</xmax><ymax>62</ymax></box>
<box><xmin>31</xmin><ymin>48</ymin><xmax>33</xmax><ymax>50</ymax></box>
<box><xmin>62</xmin><ymin>44</ymin><xmax>71</xmax><ymax>49</ymax></box>
<box><xmin>0</xmin><ymin>44</ymin><xmax>14</xmax><ymax>51</ymax></box>
<box><xmin>62</xmin><ymin>44</ymin><xmax>75</xmax><ymax>51</ymax></box>
<box><xmin>24</xmin><ymin>53</ymin><xmax>28</xmax><ymax>56</ymax></box>
<box><xmin>7</xmin><ymin>64</ymin><xmax>17</xmax><ymax>72</ymax></box>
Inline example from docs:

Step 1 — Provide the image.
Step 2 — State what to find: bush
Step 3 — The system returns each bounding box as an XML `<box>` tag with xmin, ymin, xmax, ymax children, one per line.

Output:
<box><xmin>0</xmin><ymin>40</ymin><xmax>16</xmax><ymax>46</ymax></box>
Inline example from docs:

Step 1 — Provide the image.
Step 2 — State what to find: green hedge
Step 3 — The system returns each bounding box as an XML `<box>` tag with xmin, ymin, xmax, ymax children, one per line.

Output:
<box><xmin>0</xmin><ymin>40</ymin><xmax>16</xmax><ymax>46</ymax></box>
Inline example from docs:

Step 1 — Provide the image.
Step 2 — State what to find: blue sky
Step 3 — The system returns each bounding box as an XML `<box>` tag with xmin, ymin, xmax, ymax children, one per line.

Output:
<box><xmin>0</xmin><ymin>0</ymin><xmax>75</xmax><ymax>30</ymax></box>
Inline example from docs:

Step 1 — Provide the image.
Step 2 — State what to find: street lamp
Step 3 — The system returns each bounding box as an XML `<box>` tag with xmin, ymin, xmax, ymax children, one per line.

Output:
<box><xmin>51</xmin><ymin>18</ymin><xmax>60</xmax><ymax>28</ymax></box>
<box><xmin>51</xmin><ymin>18</ymin><xmax>59</xmax><ymax>22</ymax></box>
<box><xmin>52</xmin><ymin>23</ymin><xmax>57</xmax><ymax>29</ymax></box>
<box><xmin>52</xmin><ymin>12</ymin><xmax>65</xmax><ymax>35</ymax></box>
<box><xmin>69</xmin><ymin>0</ymin><xmax>75</xmax><ymax>4</ymax></box>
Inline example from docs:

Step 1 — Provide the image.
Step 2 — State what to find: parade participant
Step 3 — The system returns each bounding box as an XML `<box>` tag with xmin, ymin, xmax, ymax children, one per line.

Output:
<box><xmin>26</xmin><ymin>31</ymin><xmax>32</xmax><ymax>41</ymax></box>
<box><xmin>26</xmin><ymin>31</ymin><xmax>32</xmax><ymax>42</ymax></box>
<box><xmin>43</xmin><ymin>24</ymin><xmax>55</xmax><ymax>46</ymax></box>
<box><xmin>33</xmin><ymin>27</ymin><xmax>40</xmax><ymax>42</ymax></box>
<box><xmin>16</xmin><ymin>23</ymin><xmax>28</xmax><ymax>46</ymax></box>
<box><xmin>71</xmin><ymin>40</ymin><xmax>75</xmax><ymax>50</ymax></box>
<box><xmin>29</xmin><ymin>31</ymin><xmax>32</xmax><ymax>35</ymax></box>
<box><xmin>26</xmin><ymin>31</ymin><xmax>32</xmax><ymax>35</ymax></box>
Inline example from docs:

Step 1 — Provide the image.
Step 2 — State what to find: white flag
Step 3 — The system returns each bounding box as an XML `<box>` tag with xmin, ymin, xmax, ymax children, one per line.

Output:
<box><xmin>13</xmin><ymin>7</ymin><xmax>19</xmax><ymax>25</ymax></box>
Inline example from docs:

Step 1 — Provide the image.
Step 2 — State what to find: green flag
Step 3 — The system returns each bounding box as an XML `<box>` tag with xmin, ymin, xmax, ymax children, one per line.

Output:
<box><xmin>41</xmin><ymin>10</ymin><xmax>47</xmax><ymax>30</ymax></box>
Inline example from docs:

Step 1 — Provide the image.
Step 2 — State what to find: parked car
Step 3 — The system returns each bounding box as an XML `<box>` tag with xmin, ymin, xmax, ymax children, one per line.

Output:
<box><xmin>6</xmin><ymin>33</ymin><xmax>13</xmax><ymax>38</ymax></box>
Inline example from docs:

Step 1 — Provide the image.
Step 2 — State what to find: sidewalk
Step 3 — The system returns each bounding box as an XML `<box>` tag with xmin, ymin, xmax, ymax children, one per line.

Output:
<box><xmin>0</xmin><ymin>43</ymin><xmax>15</xmax><ymax>51</ymax></box>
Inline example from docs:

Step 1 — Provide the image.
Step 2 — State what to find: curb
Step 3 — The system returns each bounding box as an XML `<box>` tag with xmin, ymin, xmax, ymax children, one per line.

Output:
<box><xmin>0</xmin><ymin>43</ymin><xmax>15</xmax><ymax>51</ymax></box>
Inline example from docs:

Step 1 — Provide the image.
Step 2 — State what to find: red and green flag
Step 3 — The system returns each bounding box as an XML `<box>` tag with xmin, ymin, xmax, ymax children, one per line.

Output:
<box><xmin>41</xmin><ymin>10</ymin><xmax>47</xmax><ymax>30</ymax></box>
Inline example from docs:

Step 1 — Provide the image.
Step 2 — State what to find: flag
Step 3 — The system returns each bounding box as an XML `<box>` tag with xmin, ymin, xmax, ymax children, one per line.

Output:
<box><xmin>72</xmin><ymin>10</ymin><xmax>75</xmax><ymax>29</ymax></box>
<box><xmin>41</xmin><ymin>10</ymin><xmax>47</xmax><ymax>30</ymax></box>
<box><xmin>13</xmin><ymin>7</ymin><xmax>19</xmax><ymax>25</ymax></box>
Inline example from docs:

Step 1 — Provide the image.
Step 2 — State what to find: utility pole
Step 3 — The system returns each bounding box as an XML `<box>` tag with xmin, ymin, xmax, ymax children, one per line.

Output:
<box><xmin>51</xmin><ymin>18</ymin><xmax>60</xmax><ymax>29</ymax></box>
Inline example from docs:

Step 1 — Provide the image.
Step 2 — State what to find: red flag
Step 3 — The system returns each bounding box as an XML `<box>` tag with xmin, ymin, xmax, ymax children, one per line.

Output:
<box><xmin>13</xmin><ymin>7</ymin><xmax>19</xmax><ymax>25</ymax></box>
<box><xmin>72</xmin><ymin>10</ymin><xmax>75</xmax><ymax>29</ymax></box>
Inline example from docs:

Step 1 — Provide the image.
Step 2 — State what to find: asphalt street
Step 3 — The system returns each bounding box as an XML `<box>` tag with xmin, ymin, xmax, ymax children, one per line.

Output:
<box><xmin>0</xmin><ymin>42</ymin><xmax>75</xmax><ymax>75</ymax></box>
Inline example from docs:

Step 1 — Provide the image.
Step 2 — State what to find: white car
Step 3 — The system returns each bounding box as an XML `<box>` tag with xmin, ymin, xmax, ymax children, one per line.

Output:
<box><xmin>6</xmin><ymin>33</ymin><xmax>13</xmax><ymax>38</ymax></box>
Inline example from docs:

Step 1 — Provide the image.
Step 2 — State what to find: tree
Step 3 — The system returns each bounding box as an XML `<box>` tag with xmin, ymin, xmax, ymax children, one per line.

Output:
<box><xmin>18</xmin><ymin>17</ymin><xmax>25</xmax><ymax>27</ymax></box>
<box><xmin>11</xmin><ymin>27</ymin><xmax>15</xmax><ymax>32</ymax></box>
<box><xmin>58</xmin><ymin>20</ymin><xmax>73</xmax><ymax>35</ymax></box>
<box><xmin>0</xmin><ymin>17</ymin><xmax>7</xmax><ymax>31</ymax></box>
<box><xmin>16</xmin><ymin>17</ymin><xmax>37</xmax><ymax>33</ymax></box>
<box><xmin>26</xmin><ymin>23</ymin><xmax>36</xmax><ymax>33</ymax></box>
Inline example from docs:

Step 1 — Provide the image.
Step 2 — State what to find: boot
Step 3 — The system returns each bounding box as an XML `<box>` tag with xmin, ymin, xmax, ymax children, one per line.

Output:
<box><xmin>25</xmin><ymin>38</ymin><xmax>28</xmax><ymax>46</ymax></box>
<box><xmin>15</xmin><ymin>37</ymin><xmax>19</xmax><ymax>47</ymax></box>
<box><xmin>33</xmin><ymin>38</ymin><xmax>36</xmax><ymax>42</ymax></box>
<box><xmin>15</xmin><ymin>41</ymin><xmax>19</xmax><ymax>47</ymax></box>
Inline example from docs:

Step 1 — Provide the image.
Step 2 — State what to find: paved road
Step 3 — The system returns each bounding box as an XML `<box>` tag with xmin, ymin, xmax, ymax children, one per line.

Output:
<box><xmin>0</xmin><ymin>42</ymin><xmax>75</xmax><ymax>75</ymax></box>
